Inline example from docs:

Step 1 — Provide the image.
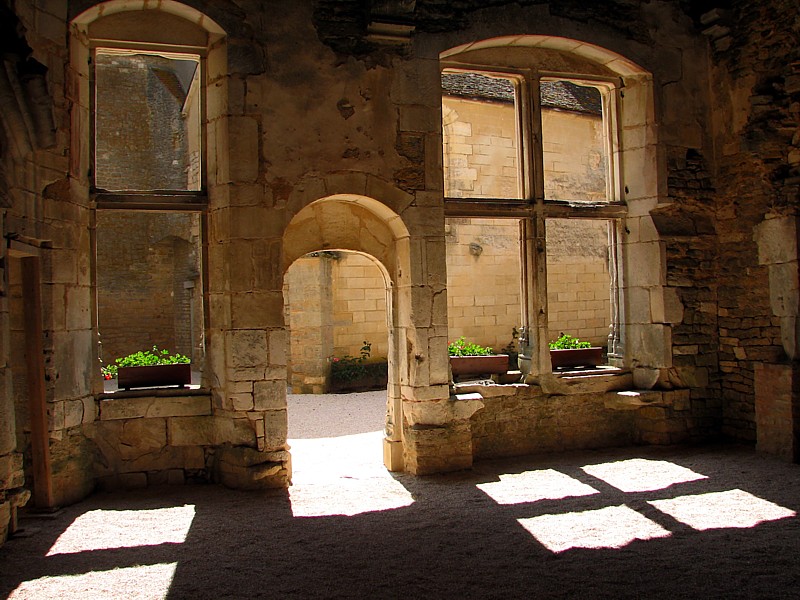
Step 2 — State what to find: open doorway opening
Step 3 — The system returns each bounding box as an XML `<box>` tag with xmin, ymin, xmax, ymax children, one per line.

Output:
<box><xmin>283</xmin><ymin>250</ymin><xmax>409</xmax><ymax>515</ymax></box>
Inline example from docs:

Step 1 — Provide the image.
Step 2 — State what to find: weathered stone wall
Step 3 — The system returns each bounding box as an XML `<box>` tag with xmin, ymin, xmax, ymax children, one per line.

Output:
<box><xmin>0</xmin><ymin>0</ymin><xmax>96</xmax><ymax>541</ymax></box>
<box><xmin>332</xmin><ymin>253</ymin><xmax>389</xmax><ymax>358</ymax></box>
<box><xmin>3</xmin><ymin>0</ymin><xmax>800</xmax><ymax>548</ymax></box>
<box><xmin>445</xmin><ymin>217</ymin><xmax>521</xmax><ymax>350</ymax></box>
<box><xmin>468</xmin><ymin>380</ymin><xmax>695</xmax><ymax>459</ymax></box>
<box><xmin>442</xmin><ymin>97</ymin><xmax>519</xmax><ymax>198</ymax></box>
<box><xmin>546</xmin><ymin>219</ymin><xmax>612</xmax><ymax>346</ymax></box>
<box><xmin>284</xmin><ymin>254</ymin><xmax>335</xmax><ymax>393</ymax></box>
<box><xmin>707</xmin><ymin>0</ymin><xmax>800</xmax><ymax>442</ymax></box>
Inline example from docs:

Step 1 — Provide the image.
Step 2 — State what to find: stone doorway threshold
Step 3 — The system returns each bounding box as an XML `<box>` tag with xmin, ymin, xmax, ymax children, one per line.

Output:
<box><xmin>286</xmin><ymin>390</ymin><xmax>407</xmax><ymax>516</ymax></box>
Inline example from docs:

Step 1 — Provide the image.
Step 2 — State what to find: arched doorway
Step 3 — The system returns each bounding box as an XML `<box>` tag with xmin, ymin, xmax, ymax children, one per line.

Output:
<box><xmin>283</xmin><ymin>193</ymin><xmax>411</xmax><ymax>471</ymax></box>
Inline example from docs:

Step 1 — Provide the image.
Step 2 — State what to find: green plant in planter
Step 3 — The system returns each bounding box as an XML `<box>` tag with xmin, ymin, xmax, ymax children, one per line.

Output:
<box><xmin>101</xmin><ymin>345</ymin><xmax>190</xmax><ymax>379</ymax></box>
<box><xmin>448</xmin><ymin>337</ymin><xmax>494</xmax><ymax>356</ymax></box>
<box><xmin>330</xmin><ymin>341</ymin><xmax>372</xmax><ymax>382</ymax></box>
<box><xmin>549</xmin><ymin>333</ymin><xmax>592</xmax><ymax>350</ymax></box>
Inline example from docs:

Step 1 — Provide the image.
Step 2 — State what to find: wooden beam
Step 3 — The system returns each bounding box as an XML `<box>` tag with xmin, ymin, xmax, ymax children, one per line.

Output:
<box><xmin>20</xmin><ymin>256</ymin><xmax>54</xmax><ymax>509</ymax></box>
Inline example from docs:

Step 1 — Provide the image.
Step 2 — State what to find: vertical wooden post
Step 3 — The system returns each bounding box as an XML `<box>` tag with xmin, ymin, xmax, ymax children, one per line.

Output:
<box><xmin>20</xmin><ymin>255</ymin><xmax>54</xmax><ymax>509</ymax></box>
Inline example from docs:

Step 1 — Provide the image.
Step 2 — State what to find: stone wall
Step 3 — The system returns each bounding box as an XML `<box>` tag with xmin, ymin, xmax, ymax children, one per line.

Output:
<box><xmin>707</xmin><ymin>0</ymin><xmax>800</xmax><ymax>442</ymax></box>
<box><xmin>3</xmin><ymin>0</ymin><xmax>800</xmax><ymax>549</ymax></box>
<box><xmin>94</xmin><ymin>52</ymin><xmax>194</xmax><ymax>191</ymax></box>
<box><xmin>332</xmin><ymin>253</ymin><xmax>389</xmax><ymax>358</ymax></box>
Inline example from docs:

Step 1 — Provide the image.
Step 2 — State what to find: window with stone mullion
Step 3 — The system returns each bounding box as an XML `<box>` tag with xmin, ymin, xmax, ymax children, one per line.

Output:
<box><xmin>442</xmin><ymin>66</ymin><xmax>624</xmax><ymax>372</ymax></box>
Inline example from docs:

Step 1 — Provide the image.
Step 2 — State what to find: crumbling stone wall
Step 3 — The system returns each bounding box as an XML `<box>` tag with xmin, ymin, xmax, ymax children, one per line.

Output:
<box><xmin>707</xmin><ymin>0</ymin><xmax>800</xmax><ymax>442</ymax></box>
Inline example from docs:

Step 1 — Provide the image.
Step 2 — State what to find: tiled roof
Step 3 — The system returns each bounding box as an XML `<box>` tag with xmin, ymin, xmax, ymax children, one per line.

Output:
<box><xmin>441</xmin><ymin>72</ymin><xmax>602</xmax><ymax>115</ymax></box>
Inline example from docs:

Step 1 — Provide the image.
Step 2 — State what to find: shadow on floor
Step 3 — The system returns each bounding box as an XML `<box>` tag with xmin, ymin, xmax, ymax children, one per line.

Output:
<box><xmin>2</xmin><ymin>442</ymin><xmax>799</xmax><ymax>599</ymax></box>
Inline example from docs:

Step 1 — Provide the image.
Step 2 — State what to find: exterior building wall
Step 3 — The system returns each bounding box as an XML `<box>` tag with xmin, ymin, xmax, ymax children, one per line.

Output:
<box><xmin>331</xmin><ymin>254</ymin><xmax>389</xmax><ymax>359</ymax></box>
<box><xmin>94</xmin><ymin>53</ymin><xmax>193</xmax><ymax>191</ymax></box>
<box><xmin>284</xmin><ymin>255</ymin><xmax>335</xmax><ymax>394</ymax></box>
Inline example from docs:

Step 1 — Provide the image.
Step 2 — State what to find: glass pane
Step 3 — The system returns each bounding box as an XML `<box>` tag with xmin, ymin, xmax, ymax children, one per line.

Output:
<box><xmin>546</xmin><ymin>219</ymin><xmax>611</xmax><ymax>353</ymax></box>
<box><xmin>96</xmin><ymin>210</ymin><xmax>204</xmax><ymax>386</ymax></box>
<box><xmin>94</xmin><ymin>50</ymin><xmax>201</xmax><ymax>191</ymax></box>
<box><xmin>442</xmin><ymin>71</ymin><xmax>522</xmax><ymax>199</ymax></box>
<box><xmin>540</xmin><ymin>80</ymin><xmax>609</xmax><ymax>203</ymax></box>
<box><xmin>446</xmin><ymin>217</ymin><xmax>522</xmax><ymax>353</ymax></box>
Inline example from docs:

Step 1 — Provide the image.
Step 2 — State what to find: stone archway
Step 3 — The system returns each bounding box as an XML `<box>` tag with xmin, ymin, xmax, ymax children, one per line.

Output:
<box><xmin>283</xmin><ymin>193</ymin><xmax>411</xmax><ymax>471</ymax></box>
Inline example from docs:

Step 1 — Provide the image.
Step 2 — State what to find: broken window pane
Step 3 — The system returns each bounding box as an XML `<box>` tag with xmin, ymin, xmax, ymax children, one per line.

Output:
<box><xmin>442</xmin><ymin>71</ymin><xmax>522</xmax><ymax>199</ymax></box>
<box><xmin>94</xmin><ymin>50</ymin><xmax>201</xmax><ymax>192</ymax></box>
<box><xmin>540</xmin><ymin>80</ymin><xmax>609</xmax><ymax>203</ymax></box>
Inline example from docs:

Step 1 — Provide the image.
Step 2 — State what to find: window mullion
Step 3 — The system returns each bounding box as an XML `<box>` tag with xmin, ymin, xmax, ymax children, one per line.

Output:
<box><xmin>521</xmin><ymin>75</ymin><xmax>551</xmax><ymax>377</ymax></box>
<box><xmin>528</xmin><ymin>76</ymin><xmax>545</xmax><ymax>205</ymax></box>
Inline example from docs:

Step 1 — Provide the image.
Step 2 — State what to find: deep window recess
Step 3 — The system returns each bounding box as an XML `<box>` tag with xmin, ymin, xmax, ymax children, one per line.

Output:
<box><xmin>93</xmin><ymin>47</ymin><xmax>207</xmax><ymax>390</ymax></box>
<box><xmin>442</xmin><ymin>66</ymin><xmax>625</xmax><ymax>373</ymax></box>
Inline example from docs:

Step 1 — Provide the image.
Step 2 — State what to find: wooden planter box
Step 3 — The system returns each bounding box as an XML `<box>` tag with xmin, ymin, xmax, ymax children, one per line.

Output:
<box><xmin>550</xmin><ymin>347</ymin><xmax>604</xmax><ymax>370</ymax></box>
<box><xmin>117</xmin><ymin>363</ymin><xmax>192</xmax><ymax>390</ymax></box>
<box><xmin>450</xmin><ymin>354</ymin><xmax>509</xmax><ymax>377</ymax></box>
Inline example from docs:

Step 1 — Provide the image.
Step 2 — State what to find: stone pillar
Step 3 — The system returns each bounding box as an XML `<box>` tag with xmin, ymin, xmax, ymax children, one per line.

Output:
<box><xmin>402</xmin><ymin>393</ymin><xmax>484</xmax><ymax>474</ymax></box>
<box><xmin>754</xmin><ymin>363</ymin><xmax>799</xmax><ymax>461</ymax></box>
<box><xmin>754</xmin><ymin>215</ymin><xmax>800</xmax><ymax>359</ymax></box>
<box><xmin>753</xmin><ymin>215</ymin><xmax>800</xmax><ymax>462</ymax></box>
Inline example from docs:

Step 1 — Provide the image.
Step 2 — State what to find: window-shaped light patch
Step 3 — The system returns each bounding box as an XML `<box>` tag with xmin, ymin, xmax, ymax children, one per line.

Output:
<box><xmin>477</xmin><ymin>469</ymin><xmax>599</xmax><ymax>505</ymax></box>
<box><xmin>581</xmin><ymin>459</ymin><xmax>707</xmax><ymax>492</ymax></box>
<box><xmin>9</xmin><ymin>563</ymin><xmax>178</xmax><ymax>599</ymax></box>
<box><xmin>518</xmin><ymin>505</ymin><xmax>671</xmax><ymax>553</ymax></box>
<box><xmin>649</xmin><ymin>489</ymin><xmax>796</xmax><ymax>531</ymax></box>
<box><xmin>46</xmin><ymin>506</ymin><xmax>195</xmax><ymax>556</ymax></box>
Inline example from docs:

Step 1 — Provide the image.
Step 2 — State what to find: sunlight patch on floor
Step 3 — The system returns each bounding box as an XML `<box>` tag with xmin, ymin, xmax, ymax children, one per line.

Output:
<box><xmin>518</xmin><ymin>505</ymin><xmax>672</xmax><ymax>553</ymax></box>
<box><xmin>581</xmin><ymin>458</ymin><xmax>708</xmax><ymax>492</ymax></box>
<box><xmin>649</xmin><ymin>489</ymin><xmax>797</xmax><ymax>530</ymax></box>
<box><xmin>9</xmin><ymin>563</ymin><xmax>178</xmax><ymax>599</ymax></box>
<box><xmin>477</xmin><ymin>469</ymin><xmax>600</xmax><ymax>505</ymax></box>
<box><xmin>288</xmin><ymin>430</ymin><xmax>414</xmax><ymax>517</ymax></box>
<box><xmin>46</xmin><ymin>506</ymin><xmax>196</xmax><ymax>556</ymax></box>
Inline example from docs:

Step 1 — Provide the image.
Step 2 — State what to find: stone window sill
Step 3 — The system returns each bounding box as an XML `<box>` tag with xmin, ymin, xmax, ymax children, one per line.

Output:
<box><xmin>96</xmin><ymin>388</ymin><xmax>212</xmax><ymax>421</ymax></box>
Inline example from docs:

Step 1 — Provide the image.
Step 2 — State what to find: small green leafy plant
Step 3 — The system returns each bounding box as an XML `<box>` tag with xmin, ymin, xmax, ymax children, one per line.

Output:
<box><xmin>549</xmin><ymin>333</ymin><xmax>592</xmax><ymax>350</ymax></box>
<box><xmin>101</xmin><ymin>346</ymin><xmax>190</xmax><ymax>379</ymax></box>
<box><xmin>330</xmin><ymin>341</ymin><xmax>373</xmax><ymax>382</ymax></box>
<box><xmin>448</xmin><ymin>337</ymin><xmax>494</xmax><ymax>356</ymax></box>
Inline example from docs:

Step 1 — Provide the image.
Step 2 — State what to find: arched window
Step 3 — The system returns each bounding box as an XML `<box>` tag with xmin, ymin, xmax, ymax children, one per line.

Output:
<box><xmin>71</xmin><ymin>2</ymin><xmax>226</xmax><ymax>389</ymax></box>
<box><xmin>442</xmin><ymin>39</ymin><xmax>658</xmax><ymax>377</ymax></box>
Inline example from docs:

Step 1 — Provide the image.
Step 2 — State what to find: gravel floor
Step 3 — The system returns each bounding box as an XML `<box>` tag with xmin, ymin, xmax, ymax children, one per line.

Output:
<box><xmin>287</xmin><ymin>390</ymin><xmax>386</xmax><ymax>439</ymax></box>
<box><xmin>2</xmin><ymin>391</ymin><xmax>800</xmax><ymax>599</ymax></box>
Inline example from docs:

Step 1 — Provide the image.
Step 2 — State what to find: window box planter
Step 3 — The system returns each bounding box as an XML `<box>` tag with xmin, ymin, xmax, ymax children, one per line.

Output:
<box><xmin>117</xmin><ymin>363</ymin><xmax>192</xmax><ymax>390</ymax></box>
<box><xmin>550</xmin><ymin>347</ymin><xmax>604</xmax><ymax>370</ymax></box>
<box><xmin>450</xmin><ymin>354</ymin><xmax>509</xmax><ymax>377</ymax></box>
